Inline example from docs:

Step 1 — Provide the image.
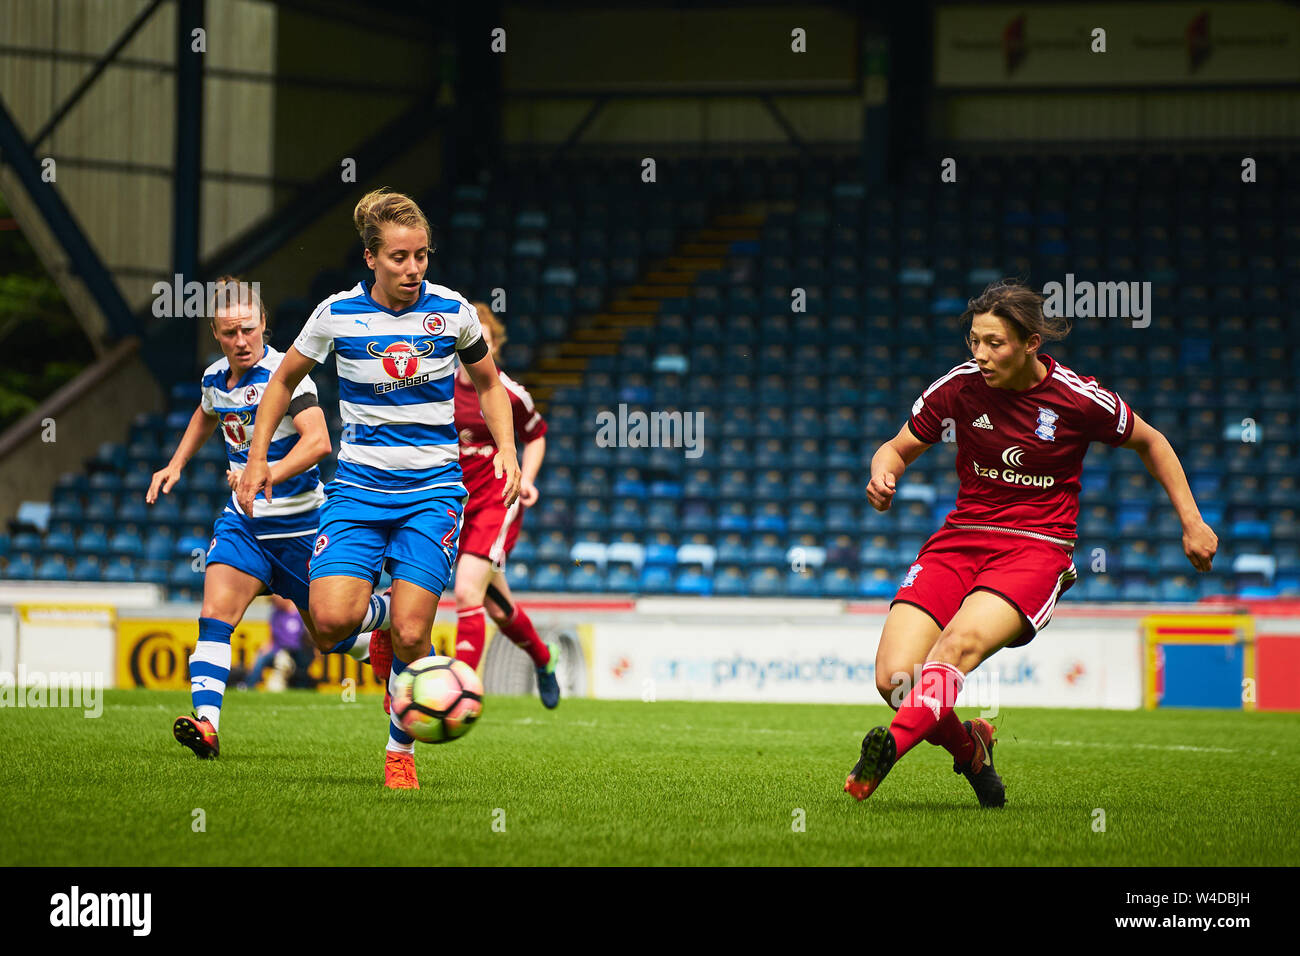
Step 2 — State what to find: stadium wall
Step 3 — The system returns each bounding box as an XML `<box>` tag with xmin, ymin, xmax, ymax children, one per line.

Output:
<box><xmin>933</xmin><ymin>0</ymin><xmax>1300</xmax><ymax>143</ymax></box>
<box><xmin>500</xmin><ymin>4</ymin><xmax>882</xmax><ymax>146</ymax></box>
<box><xmin>0</xmin><ymin>0</ymin><xmax>276</xmax><ymax>314</ymax></box>
<box><xmin>0</xmin><ymin>338</ymin><xmax>162</xmax><ymax>525</ymax></box>
<box><xmin>4</xmin><ymin>585</ymin><xmax>1297</xmax><ymax>711</ymax></box>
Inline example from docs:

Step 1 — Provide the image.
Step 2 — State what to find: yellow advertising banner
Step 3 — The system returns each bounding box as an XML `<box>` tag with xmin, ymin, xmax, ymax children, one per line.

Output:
<box><xmin>116</xmin><ymin>619</ymin><xmax>462</xmax><ymax>694</ymax></box>
<box><xmin>116</xmin><ymin>619</ymin><xmax>266</xmax><ymax>690</ymax></box>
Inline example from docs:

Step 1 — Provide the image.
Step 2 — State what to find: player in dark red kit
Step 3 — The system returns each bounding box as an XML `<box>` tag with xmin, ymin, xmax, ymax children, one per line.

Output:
<box><xmin>451</xmin><ymin>302</ymin><xmax>559</xmax><ymax>707</ymax></box>
<box><xmin>844</xmin><ymin>280</ymin><xmax>1218</xmax><ymax>807</ymax></box>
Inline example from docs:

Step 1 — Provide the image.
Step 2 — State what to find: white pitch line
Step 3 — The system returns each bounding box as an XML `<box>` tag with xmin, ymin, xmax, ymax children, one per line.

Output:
<box><xmin>1017</xmin><ymin>738</ymin><xmax>1279</xmax><ymax>756</ymax></box>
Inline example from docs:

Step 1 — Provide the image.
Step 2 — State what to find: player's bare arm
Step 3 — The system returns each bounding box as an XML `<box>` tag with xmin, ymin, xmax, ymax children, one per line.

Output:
<box><xmin>866</xmin><ymin>422</ymin><xmax>932</xmax><ymax>512</ymax></box>
<box><xmin>272</xmin><ymin>405</ymin><xmax>332</xmax><ymax>484</ymax></box>
<box><xmin>236</xmin><ymin>345</ymin><xmax>317</xmax><ymax>513</ymax></box>
<box><xmin>463</xmin><ymin>353</ymin><xmax>521</xmax><ymax>508</ymax></box>
<box><xmin>147</xmin><ymin>405</ymin><xmax>218</xmax><ymax>503</ymax></box>
<box><xmin>1121</xmin><ymin>412</ymin><xmax>1218</xmax><ymax>572</ymax></box>
<box><xmin>227</xmin><ymin>405</ymin><xmax>330</xmax><ymax>490</ymax></box>
<box><xmin>518</xmin><ymin>434</ymin><xmax>546</xmax><ymax>506</ymax></box>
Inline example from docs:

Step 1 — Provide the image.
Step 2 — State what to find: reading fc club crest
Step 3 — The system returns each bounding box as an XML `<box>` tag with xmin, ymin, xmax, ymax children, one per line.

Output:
<box><xmin>243</xmin><ymin>385</ymin><xmax>259</xmax><ymax>405</ymax></box>
<box><xmin>313</xmin><ymin>534</ymin><xmax>329</xmax><ymax>557</ymax></box>
<box><xmin>1035</xmin><ymin>407</ymin><xmax>1059</xmax><ymax>442</ymax></box>
<box><xmin>422</xmin><ymin>313</ymin><xmax>446</xmax><ymax>336</ymax></box>
<box><xmin>366</xmin><ymin>340</ymin><xmax>435</xmax><ymax>380</ymax></box>
<box><xmin>220</xmin><ymin>410</ymin><xmax>253</xmax><ymax>448</ymax></box>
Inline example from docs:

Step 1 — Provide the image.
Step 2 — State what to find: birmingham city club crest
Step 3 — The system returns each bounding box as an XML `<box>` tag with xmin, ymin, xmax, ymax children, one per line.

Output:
<box><xmin>1035</xmin><ymin>407</ymin><xmax>1058</xmax><ymax>442</ymax></box>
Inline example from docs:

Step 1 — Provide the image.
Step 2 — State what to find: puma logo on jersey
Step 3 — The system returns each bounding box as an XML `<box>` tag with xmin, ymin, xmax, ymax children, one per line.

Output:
<box><xmin>972</xmin><ymin>414</ymin><xmax>993</xmax><ymax>429</ymax></box>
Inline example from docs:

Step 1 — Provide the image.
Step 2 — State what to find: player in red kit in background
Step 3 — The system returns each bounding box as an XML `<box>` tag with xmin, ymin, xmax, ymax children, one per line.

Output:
<box><xmin>451</xmin><ymin>302</ymin><xmax>559</xmax><ymax>707</ymax></box>
<box><xmin>845</xmin><ymin>279</ymin><xmax>1218</xmax><ymax>807</ymax></box>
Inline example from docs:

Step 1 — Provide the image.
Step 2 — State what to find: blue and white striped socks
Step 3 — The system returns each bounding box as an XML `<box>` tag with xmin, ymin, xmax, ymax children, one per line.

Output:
<box><xmin>386</xmin><ymin>657</ymin><xmax>414</xmax><ymax>752</ymax></box>
<box><xmin>192</xmin><ymin>617</ymin><xmax>234</xmax><ymax>730</ymax></box>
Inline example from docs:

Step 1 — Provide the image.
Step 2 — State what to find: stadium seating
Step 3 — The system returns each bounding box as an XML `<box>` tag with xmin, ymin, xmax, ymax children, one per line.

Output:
<box><xmin>10</xmin><ymin>151</ymin><xmax>1298</xmax><ymax>599</ymax></box>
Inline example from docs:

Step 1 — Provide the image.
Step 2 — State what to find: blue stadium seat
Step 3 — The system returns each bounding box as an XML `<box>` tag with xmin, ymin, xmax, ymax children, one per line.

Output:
<box><xmin>713</xmin><ymin>565</ymin><xmax>747</xmax><ymax>595</ymax></box>
<box><xmin>569</xmin><ymin>541</ymin><xmax>607</xmax><ymax>571</ymax></box>
<box><xmin>606</xmin><ymin>542</ymin><xmax>645</xmax><ymax>569</ymax></box>
<box><xmin>11</xmin><ymin>531</ymin><xmax>41</xmax><ymax>552</ymax></box>
<box><xmin>35</xmin><ymin>557</ymin><xmax>70</xmax><ymax>580</ymax></box>
<box><xmin>605</xmin><ymin>563</ymin><xmax>639</xmax><ymax>592</ymax></box>
<box><xmin>530</xmin><ymin>563</ymin><xmax>567</xmax><ymax>592</ymax></box>
<box><xmin>857</xmin><ymin>570</ymin><xmax>896</xmax><ymax>598</ymax></box>
<box><xmin>674</xmin><ymin>569</ymin><xmax>712</xmax><ymax>595</ymax></box>
<box><xmin>638</xmin><ymin>565</ymin><xmax>674</xmax><ymax>594</ymax></box>
<box><xmin>70</xmin><ymin>556</ymin><xmax>101</xmax><ymax>581</ymax></box>
<box><xmin>108</xmin><ymin>530</ymin><xmax>144</xmax><ymax>556</ymax></box>
<box><xmin>746</xmin><ymin>566</ymin><xmax>785</xmax><ymax>595</ymax></box>
<box><xmin>75</xmin><ymin>529</ymin><xmax>109</xmax><ymax>554</ymax></box>
<box><xmin>676</xmin><ymin>543</ymin><xmax>716</xmax><ymax>572</ymax></box>
<box><xmin>103</xmin><ymin>559</ymin><xmax>137</xmax><ymax>583</ymax></box>
<box><xmin>565</xmin><ymin>564</ymin><xmax>604</xmax><ymax>593</ymax></box>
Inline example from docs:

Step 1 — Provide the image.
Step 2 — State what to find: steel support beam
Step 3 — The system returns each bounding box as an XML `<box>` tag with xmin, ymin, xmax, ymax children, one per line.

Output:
<box><xmin>0</xmin><ymin>95</ymin><xmax>136</xmax><ymax>340</ymax></box>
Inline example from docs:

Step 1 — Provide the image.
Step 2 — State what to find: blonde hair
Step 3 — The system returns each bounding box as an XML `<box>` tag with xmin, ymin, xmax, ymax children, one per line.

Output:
<box><xmin>353</xmin><ymin>188</ymin><xmax>432</xmax><ymax>256</ymax></box>
<box><xmin>207</xmin><ymin>274</ymin><xmax>266</xmax><ymax>326</ymax></box>
<box><xmin>471</xmin><ymin>301</ymin><xmax>507</xmax><ymax>355</ymax></box>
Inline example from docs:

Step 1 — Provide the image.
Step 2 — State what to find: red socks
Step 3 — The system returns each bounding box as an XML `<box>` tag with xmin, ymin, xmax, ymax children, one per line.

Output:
<box><xmin>455</xmin><ymin>606</ymin><xmax>486</xmax><ymax>670</ymax></box>
<box><xmin>498</xmin><ymin>606</ymin><xmax>551</xmax><ymax>668</ymax></box>
<box><xmin>925</xmin><ymin>710</ymin><xmax>975</xmax><ymax>764</ymax></box>
<box><xmin>455</xmin><ymin>604</ymin><xmax>551</xmax><ymax>671</ymax></box>
<box><xmin>890</xmin><ymin>662</ymin><xmax>968</xmax><ymax>760</ymax></box>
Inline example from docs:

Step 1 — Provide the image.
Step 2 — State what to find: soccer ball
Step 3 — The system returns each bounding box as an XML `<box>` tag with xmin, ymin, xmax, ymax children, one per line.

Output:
<box><xmin>391</xmin><ymin>656</ymin><xmax>483</xmax><ymax>744</ymax></box>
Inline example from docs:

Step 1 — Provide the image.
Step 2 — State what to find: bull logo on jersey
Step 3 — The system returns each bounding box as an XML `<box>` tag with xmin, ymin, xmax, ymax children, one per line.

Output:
<box><xmin>1035</xmin><ymin>407</ymin><xmax>1059</xmax><ymax>442</ymax></box>
<box><xmin>367</xmin><ymin>340</ymin><xmax>435</xmax><ymax>381</ymax></box>
<box><xmin>220</xmin><ymin>410</ymin><xmax>253</xmax><ymax>447</ymax></box>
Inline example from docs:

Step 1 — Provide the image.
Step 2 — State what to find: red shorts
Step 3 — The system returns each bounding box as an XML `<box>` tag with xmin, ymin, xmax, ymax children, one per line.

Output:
<box><xmin>890</xmin><ymin>525</ymin><xmax>1077</xmax><ymax>647</ymax></box>
<box><xmin>457</xmin><ymin>498</ymin><xmax>523</xmax><ymax>569</ymax></box>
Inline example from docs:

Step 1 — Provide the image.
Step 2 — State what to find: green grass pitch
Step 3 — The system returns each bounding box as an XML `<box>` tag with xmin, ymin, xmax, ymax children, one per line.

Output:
<box><xmin>3</xmin><ymin>690</ymin><xmax>1297</xmax><ymax>866</ymax></box>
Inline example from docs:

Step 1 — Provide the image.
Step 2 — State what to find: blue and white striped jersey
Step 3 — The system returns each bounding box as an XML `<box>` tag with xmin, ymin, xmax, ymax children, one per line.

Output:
<box><xmin>293</xmin><ymin>280</ymin><xmax>485</xmax><ymax>494</ymax></box>
<box><xmin>201</xmin><ymin>345</ymin><xmax>325</xmax><ymax>537</ymax></box>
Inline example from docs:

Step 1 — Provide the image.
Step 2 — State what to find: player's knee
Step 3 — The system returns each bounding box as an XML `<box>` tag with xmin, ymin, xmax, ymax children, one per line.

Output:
<box><xmin>309</xmin><ymin>603</ymin><xmax>356</xmax><ymax>645</ymax></box>
<box><xmin>305</xmin><ymin>629</ymin><xmax>337</xmax><ymax>653</ymax></box>
<box><xmin>875</xmin><ymin>664</ymin><xmax>914</xmax><ymax>709</ymax></box>
<box><xmin>198</xmin><ymin>599</ymin><xmax>228</xmax><ymax>623</ymax></box>
<box><xmin>389</xmin><ymin>613</ymin><xmax>429</xmax><ymax>656</ymax></box>
<box><xmin>933</xmin><ymin>626</ymin><xmax>981</xmax><ymax>669</ymax></box>
<box><xmin>453</xmin><ymin>577</ymin><xmax>483</xmax><ymax>608</ymax></box>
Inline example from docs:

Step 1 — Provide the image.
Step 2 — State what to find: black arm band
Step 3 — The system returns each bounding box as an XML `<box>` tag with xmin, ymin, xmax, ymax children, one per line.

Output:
<box><xmin>287</xmin><ymin>393</ymin><xmax>320</xmax><ymax>418</ymax></box>
<box><xmin>458</xmin><ymin>336</ymin><xmax>489</xmax><ymax>365</ymax></box>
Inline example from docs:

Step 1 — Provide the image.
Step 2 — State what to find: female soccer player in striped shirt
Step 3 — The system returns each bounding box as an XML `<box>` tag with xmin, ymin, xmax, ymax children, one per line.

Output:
<box><xmin>151</xmin><ymin>277</ymin><xmax>389</xmax><ymax>759</ymax></box>
<box><xmin>238</xmin><ymin>190</ymin><xmax>520</xmax><ymax>789</ymax></box>
<box><xmin>844</xmin><ymin>279</ymin><xmax>1218</xmax><ymax>806</ymax></box>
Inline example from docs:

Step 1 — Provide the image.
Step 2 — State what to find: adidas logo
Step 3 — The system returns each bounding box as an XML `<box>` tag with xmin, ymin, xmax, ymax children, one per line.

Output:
<box><xmin>972</xmin><ymin>414</ymin><xmax>993</xmax><ymax>430</ymax></box>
